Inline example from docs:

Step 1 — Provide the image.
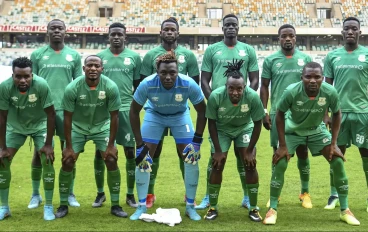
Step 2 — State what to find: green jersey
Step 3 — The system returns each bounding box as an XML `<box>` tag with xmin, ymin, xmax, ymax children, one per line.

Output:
<box><xmin>278</xmin><ymin>82</ymin><xmax>340</xmax><ymax>136</ymax></box>
<box><xmin>62</xmin><ymin>75</ymin><xmax>121</xmax><ymax>135</ymax></box>
<box><xmin>0</xmin><ymin>75</ymin><xmax>54</xmax><ymax>134</ymax></box>
<box><xmin>30</xmin><ymin>45</ymin><xmax>83</xmax><ymax>110</ymax></box>
<box><xmin>206</xmin><ymin>86</ymin><xmax>265</xmax><ymax>137</ymax></box>
<box><xmin>201</xmin><ymin>41</ymin><xmax>258</xmax><ymax>90</ymax></box>
<box><xmin>97</xmin><ymin>48</ymin><xmax>141</xmax><ymax>111</ymax></box>
<box><xmin>324</xmin><ymin>45</ymin><xmax>368</xmax><ymax>113</ymax></box>
<box><xmin>262</xmin><ymin>50</ymin><xmax>312</xmax><ymax>114</ymax></box>
<box><xmin>140</xmin><ymin>45</ymin><xmax>199</xmax><ymax>77</ymax></box>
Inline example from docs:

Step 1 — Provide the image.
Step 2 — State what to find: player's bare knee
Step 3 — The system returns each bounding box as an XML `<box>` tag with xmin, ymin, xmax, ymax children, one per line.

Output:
<box><xmin>62</xmin><ymin>158</ymin><xmax>75</xmax><ymax>171</ymax></box>
<box><xmin>124</xmin><ymin>147</ymin><xmax>135</xmax><ymax>159</ymax></box>
<box><xmin>95</xmin><ymin>149</ymin><xmax>102</xmax><ymax>159</ymax></box>
<box><xmin>104</xmin><ymin>156</ymin><xmax>118</xmax><ymax>171</ymax></box>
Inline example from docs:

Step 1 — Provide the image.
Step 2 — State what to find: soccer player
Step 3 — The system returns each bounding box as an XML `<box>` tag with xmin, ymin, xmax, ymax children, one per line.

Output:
<box><xmin>324</xmin><ymin>17</ymin><xmax>368</xmax><ymax>211</ymax></box>
<box><xmin>55</xmin><ymin>55</ymin><xmax>126</xmax><ymax>218</ymax></box>
<box><xmin>197</xmin><ymin>13</ymin><xmax>259</xmax><ymax>210</ymax></box>
<box><xmin>0</xmin><ymin>57</ymin><xmax>56</xmax><ymax>220</ymax></box>
<box><xmin>140</xmin><ymin>17</ymin><xmax>200</xmax><ymax>207</ymax></box>
<box><xmin>129</xmin><ymin>51</ymin><xmax>206</xmax><ymax>221</ymax></box>
<box><xmin>204</xmin><ymin>60</ymin><xmax>264</xmax><ymax>221</ymax></box>
<box><xmin>93</xmin><ymin>22</ymin><xmax>141</xmax><ymax>208</ymax></box>
<box><xmin>260</xmin><ymin>24</ymin><xmax>313</xmax><ymax>208</ymax></box>
<box><xmin>263</xmin><ymin>62</ymin><xmax>360</xmax><ymax>226</ymax></box>
<box><xmin>29</xmin><ymin>19</ymin><xmax>82</xmax><ymax>208</ymax></box>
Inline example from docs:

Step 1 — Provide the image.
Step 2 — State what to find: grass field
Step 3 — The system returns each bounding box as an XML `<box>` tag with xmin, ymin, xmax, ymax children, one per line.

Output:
<box><xmin>2</xmin><ymin>108</ymin><xmax>368</xmax><ymax>231</ymax></box>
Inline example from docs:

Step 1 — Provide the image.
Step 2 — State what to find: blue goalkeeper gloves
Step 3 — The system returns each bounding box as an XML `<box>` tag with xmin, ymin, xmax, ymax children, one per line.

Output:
<box><xmin>183</xmin><ymin>133</ymin><xmax>203</xmax><ymax>165</ymax></box>
<box><xmin>135</xmin><ymin>143</ymin><xmax>153</xmax><ymax>172</ymax></box>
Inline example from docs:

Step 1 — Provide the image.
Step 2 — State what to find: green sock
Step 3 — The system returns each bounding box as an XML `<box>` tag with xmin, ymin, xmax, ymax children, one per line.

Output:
<box><xmin>297</xmin><ymin>157</ymin><xmax>310</xmax><ymax>194</ymax></box>
<box><xmin>205</xmin><ymin>156</ymin><xmax>212</xmax><ymax>196</ymax></box>
<box><xmin>329</xmin><ymin>168</ymin><xmax>338</xmax><ymax>196</ymax></box>
<box><xmin>31</xmin><ymin>165</ymin><xmax>42</xmax><ymax>196</ymax></box>
<box><xmin>247</xmin><ymin>183</ymin><xmax>259</xmax><ymax>210</ymax></box>
<box><xmin>270</xmin><ymin>158</ymin><xmax>288</xmax><ymax>210</ymax></box>
<box><xmin>362</xmin><ymin>157</ymin><xmax>368</xmax><ymax>189</ymax></box>
<box><xmin>94</xmin><ymin>155</ymin><xmax>105</xmax><ymax>193</ymax></box>
<box><xmin>40</xmin><ymin>153</ymin><xmax>55</xmax><ymax>206</ymax></box>
<box><xmin>148</xmin><ymin>158</ymin><xmax>160</xmax><ymax>194</ymax></box>
<box><xmin>126</xmin><ymin>158</ymin><xmax>135</xmax><ymax>195</ymax></box>
<box><xmin>69</xmin><ymin>166</ymin><xmax>76</xmax><ymax>194</ymax></box>
<box><xmin>208</xmin><ymin>183</ymin><xmax>221</xmax><ymax>209</ymax></box>
<box><xmin>330</xmin><ymin>158</ymin><xmax>348</xmax><ymax>210</ymax></box>
<box><xmin>59</xmin><ymin>169</ymin><xmax>73</xmax><ymax>205</ymax></box>
<box><xmin>179</xmin><ymin>156</ymin><xmax>185</xmax><ymax>180</ymax></box>
<box><xmin>0</xmin><ymin>158</ymin><xmax>11</xmax><ymax>206</ymax></box>
<box><xmin>107</xmin><ymin>169</ymin><xmax>121</xmax><ymax>206</ymax></box>
<box><xmin>236</xmin><ymin>154</ymin><xmax>247</xmax><ymax>196</ymax></box>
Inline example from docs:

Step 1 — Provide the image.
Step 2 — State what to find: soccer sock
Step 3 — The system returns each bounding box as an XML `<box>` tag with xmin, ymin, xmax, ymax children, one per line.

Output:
<box><xmin>236</xmin><ymin>154</ymin><xmax>248</xmax><ymax>196</ymax></box>
<box><xmin>179</xmin><ymin>156</ymin><xmax>185</xmax><ymax>180</ymax></box>
<box><xmin>329</xmin><ymin>168</ymin><xmax>338</xmax><ymax>196</ymax></box>
<box><xmin>0</xmin><ymin>158</ymin><xmax>11</xmax><ymax>207</ymax></box>
<box><xmin>205</xmin><ymin>156</ymin><xmax>212</xmax><ymax>196</ymax></box>
<box><xmin>94</xmin><ymin>155</ymin><xmax>105</xmax><ymax>193</ymax></box>
<box><xmin>361</xmin><ymin>157</ymin><xmax>368</xmax><ymax>190</ymax></box>
<box><xmin>136</xmin><ymin>168</ymin><xmax>150</xmax><ymax>205</ymax></box>
<box><xmin>297</xmin><ymin>157</ymin><xmax>310</xmax><ymax>194</ymax></box>
<box><xmin>148</xmin><ymin>157</ymin><xmax>160</xmax><ymax>195</ymax></box>
<box><xmin>184</xmin><ymin>162</ymin><xmax>199</xmax><ymax>205</ymax></box>
<box><xmin>126</xmin><ymin>157</ymin><xmax>136</xmax><ymax>195</ymax></box>
<box><xmin>59</xmin><ymin>168</ymin><xmax>72</xmax><ymax>205</ymax></box>
<box><xmin>40</xmin><ymin>153</ymin><xmax>54</xmax><ymax>206</ymax></box>
<box><xmin>69</xmin><ymin>165</ymin><xmax>76</xmax><ymax>195</ymax></box>
<box><xmin>247</xmin><ymin>183</ymin><xmax>259</xmax><ymax>210</ymax></box>
<box><xmin>330</xmin><ymin>158</ymin><xmax>348</xmax><ymax>211</ymax></box>
<box><xmin>31</xmin><ymin>165</ymin><xmax>42</xmax><ymax>196</ymax></box>
<box><xmin>208</xmin><ymin>183</ymin><xmax>221</xmax><ymax>209</ymax></box>
<box><xmin>269</xmin><ymin>158</ymin><xmax>288</xmax><ymax>210</ymax></box>
<box><xmin>107</xmin><ymin>169</ymin><xmax>121</xmax><ymax>206</ymax></box>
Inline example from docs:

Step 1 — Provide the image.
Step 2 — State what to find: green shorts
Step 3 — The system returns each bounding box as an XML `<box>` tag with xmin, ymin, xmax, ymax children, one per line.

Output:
<box><xmin>338</xmin><ymin>113</ymin><xmax>368</xmax><ymax>149</ymax></box>
<box><xmin>72</xmin><ymin>130</ymin><xmax>112</xmax><ymax>153</ymax></box>
<box><xmin>270</xmin><ymin>113</ymin><xmax>279</xmax><ymax>148</ymax></box>
<box><xmin>116</xmin><ymin>110</ymin><xmax>135</xmax><ymax>147</ymax></box>
<box><xmin>286</xmin><ymin>129</ymin><xmax>331</xmax><ymax>156</ymax></box>
<box><xmin>209</xmin><ymin>127</ymin><xmax>253</xmax><ymax>153</ymax></box>
<box><xmin>55</xmin><ymin>110</ymin><xmax>65</xmax><ymax>141</ymax></box>
<box><xmin>6</xmin><ymin>129</ymin><xmax>53</xmax><ymax>151</ymax></box>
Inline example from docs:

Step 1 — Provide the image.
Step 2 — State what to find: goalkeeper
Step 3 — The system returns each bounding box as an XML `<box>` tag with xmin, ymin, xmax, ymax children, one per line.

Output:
<box><xmin>129</xmin><ymin>51</ymin><xmax>206</xmax><ymax>221</ymax></box>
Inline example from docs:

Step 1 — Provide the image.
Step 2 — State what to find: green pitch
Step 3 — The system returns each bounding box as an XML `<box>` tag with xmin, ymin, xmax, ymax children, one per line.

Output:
<box><xmin>3</xmin><ymin>109</ymin><xmax>368</xmax><ymax>231</ymax></box>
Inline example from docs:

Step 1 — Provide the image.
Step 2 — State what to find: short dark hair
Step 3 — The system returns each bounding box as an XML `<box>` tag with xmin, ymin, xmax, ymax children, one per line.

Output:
<box><xmin>278</xmin><ymin>24</ymin><xmax>296</xmax><ymax>36</ymax></box>
<box><xmin>161</xmin><ymin>17</ymin><xmax>179</xmax><ymax>30</ymax></box>
<box><xmin>223</xmin><ymin>59</ymin><xmax>244</xmax><ymax>79</ymax></box>
<box><xmin>343</xmin><ymin>16</ymin><xmax>360</xmax><ymax>27</ymax></box>
<box><xmin>47</xmin><ymin>19</ymin><xmax>66</xmax><ymax>29</ymax></box>
<box><xmin>302</xmin><ymin>62</ymin><xmax>322</xmax><ymax>75</ymax></box>
<box><xmin>156</xmin><ymin>50</ymin><xmax>177</xmax><ymax>70</ymax></box>
<box><xmin>84</xmin><ymin>55</ymin><xmax>102</xmax><ymax>65</ymax></box>
<box><xmin>222</xmin><ymin>14</ymin><xmax>238</xmax><ymax>23</ymax></box>
<box><xmin>109</xmin><ymin>22</ymin><xmax>126</xmax><ymax>34</ymax></box>
<box><xmin>12</xmin><ymin>57</ymin><xmax>32</xmax><ymax>71</ymax></box>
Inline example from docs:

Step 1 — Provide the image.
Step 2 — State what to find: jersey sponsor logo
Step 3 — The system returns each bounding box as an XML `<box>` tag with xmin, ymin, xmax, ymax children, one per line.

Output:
<box><xmin>65</xmin><ymin>54</ymin><xmax>73</xmax><ymax>62</ymax></box>
<box><xmin>358</xmin><ymin>54</ymin><xmax>366</xmax><ymax>62</ymax></box>
<box><xmin>98</xmin><ymin>91</ymin><xmax>106</xmax><ymax>100</ymax></box>
<box><xmin>239</xmin><ymin>50</ymin><xmax>246</xmax><ymax>57</ymax></box>
<box><xmin>151</xmin><ymin>97</ymin><xmax>159</xmax><ymax>101</ymax></box>
<box><xmin>175</xmin><ymin>94</ymin><xmax>183</xmax><ymax>102</ymax></box>
<box><xmin>296</xmin><ymin>101</ymin><xmax>304</xmax><ymax>106</ymax></box>
<box><xmin>317</xmin><ymin>97</ymin><xmax>326</xmax><ymax>106</ymax></box>
<box><xmin>219</xmin><ymin>107</ymin><xmax>226</xmax><ymax>112</ymax></box>
<box><xmin>294</xmin><ymin>107</ymin><xmax>323</xmax><ymax>113</ymax></box>
<box><xmin>240</xmin><ymin>104</ymin><xmax>249</xmax><ymax>112</ymax></box>
<box><xmin>79</xmin><ymin>95</ymin><xmax>86</xmax><ymax>100</ymax></box>
<box><xmin>28</xmin><ymin>94</ymin><xmax>37</xmax><ymax>102</ymax></box>
<box><xmin>275</xmin><ymin>62</ymin><xmax>282</xmax><ymax>68</ymax></box>
<box><xmin>42</xmin><ymin>55</ymin><xmax>49</xmax><ymax>60</ymax></box>
<box><xmin>297</xmin><ymin>59</ymin><xmax>305</xmax><ymax>66</ymax></box>
<box><xmin>103</xmin><ymin>59</ymin><xmax>108</xmax><ymax>64</ymax></box>
<box><xmin>178</xmin><ymin>55</ymin><xmax>186</xmax><ymax>64</ymax></box>
<box><xmin>335</xmin><ymin>64</ymin><xmax>364</xmax><ymax>70</ymax></box>
<box><xmin>11</xmin><ymin>96</ymin><xmax>18</xmax><ymax>102</ymax></box>
<box><xmin>124</xmin><ymin>58</ymin><xmax>131</xmax><ymax>65</ymax></box>
<box><xmin>42</xmin><ymin>64</ymin><xmax>71</xmax><ymax>69</ymax></box>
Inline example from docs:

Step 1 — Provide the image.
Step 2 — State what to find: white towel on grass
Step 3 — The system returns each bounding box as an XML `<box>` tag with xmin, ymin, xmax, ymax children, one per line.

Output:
<box><xmin>139</xmin><ymin>208</ymin><xmax>182</xmax><ymax>227</ymax></box>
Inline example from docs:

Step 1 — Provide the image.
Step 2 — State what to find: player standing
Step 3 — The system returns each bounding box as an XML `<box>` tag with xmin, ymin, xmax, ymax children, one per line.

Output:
<box><xmin>29</xmin><ymin>19</ymin><xmax>82</xmax><ymax>208</ymax></box>
<box><xmin>197</xmin><ymin>13</ymin><xmax>259</xmax><ymax>209</ymax></box>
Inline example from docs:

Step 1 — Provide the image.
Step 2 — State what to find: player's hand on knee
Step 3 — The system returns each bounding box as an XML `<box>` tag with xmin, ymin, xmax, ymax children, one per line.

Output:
<box><xmin>212</xmin><ymin>151</ymin><xmax>226</xmax><ymax>170</ymax></box>
<box><xmin>244</xmin><ymin>148</ymin><xmax>256</xmax><ymax>167</ymax></box>
<box><xmin>135</xmin><ymin>143</ymin><xmax>152</xmax><ymax>172</ymax></box>
<box><xmin>263</xmin><ymin>114</ymin><xmax>271</xmax><ymax>130</ymax></box>
<box><xmin>0</xmin><ymin>148</ymin><xmax>12</xmax><ymax>167</ymax></box>
<box><xmin>273</xmin><ymin>146</ymin><xmax>290</xmax><ymax>164</ymax></box>
<box><xmin>183</xmin><ymin>133</ymin><xmax>203</xmax><ymax>165</ymax></box>
<box><xmin>328</xmin><ymin>144</ymin><xmax>346</xmax><ymax>162</ymax></box>
<box><xmin>62</xmin><ymin>147</ymin><xmax>76</xmax><ymax>163</ymax></box>
<box><xmin>103</xmin><ymin>145</ymin><xmax>118</xmax><ymax>161</ymax></box>
<box><xmin>39</xmin><ymin>145</ymin><xmax>55</xmax><ymax>165</ymax></box>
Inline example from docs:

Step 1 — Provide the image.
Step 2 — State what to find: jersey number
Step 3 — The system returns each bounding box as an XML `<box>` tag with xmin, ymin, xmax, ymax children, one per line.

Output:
<box><xmin>243</xmin><ymin>134</ymin><xmax>250</xmax><ymax>143</ymax></box>
<box><xmin>185</xmin><ymin>124</ymin><xmax>190</xmax><ymax>133</ymax></box>
<box><xmin>105</xmin><ymin>137</ymin><xmax>109</xmax><ymax>146</ymax></box>
<box><xmin>356</xmin><ymin>134</ymin><xmax>365</xmax><ymax>145</ymax></box>
<box><xmin>125</xmin><ymin>133</ymin><xmax>131</xmax><ymax>142</ymax></box>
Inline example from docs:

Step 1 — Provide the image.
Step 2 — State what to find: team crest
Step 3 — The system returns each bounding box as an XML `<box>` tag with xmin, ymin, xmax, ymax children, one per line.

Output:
<box><xmin>175</xmin><ymin>94</ymin><xmax>183</xmax><ymax>102</ymax></box>
<box><xmin>65</xmin><ymin>54</ymin><xmax>73</xmax><ymax>62</ymax></box>
<box><xmin>98</xmin><ymin>91</ymin><xmax>106</xmax><ymax>100</ymax></box>
<box><xmin>178</xmin><ymin>55</ymin><xmax>185</xmax><ymax>64</ymax></box>
<box><xmin>103</xmin><ymin>59</ymin><xmax>108</xmax><ymax>64</ymax></box>
<box><xmin>276</xmin><ymin>63</ymin><xmax>282</xmax><ymax>68</ymax></box>
<box><xmin>28</xmin><ymin>94</ymin><xmax>37</xmax><ymax>102</ymax></box>
<box><xmin>42</xmin><ymin>56</ymin><xmax>49</xmax><ymax>60</ymax></box>
<box><xmin>124</xmin><ymin>58</ymin><xmax>131</xmax><ymax>65</ymax></box>
<box><xmin>239</xmin><ymin>50</ymin><xmax>246</xmax><ymax>57</ymax></box>
<box><xmin>317</xmin><ymin>97</ymin><xmax>326</xmax><ymax>106</ymax></box>
<box><xmin>297</xmin><ymin>59</ymin><xmax>305</xmax><ymax>66</ymax></box>
<box><xmin>240</xmin><ymin>104</ymin><xmax>249</xmax><ymax>112</ymax></box>
<box><xmin>358</xmin><ymin>55</ymin><xmax>365</xmax><ymax>62</ymax></box>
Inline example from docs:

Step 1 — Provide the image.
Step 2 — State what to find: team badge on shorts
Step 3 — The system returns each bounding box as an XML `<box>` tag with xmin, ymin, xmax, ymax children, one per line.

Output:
<box><xmin>28</xmin><ymin>94</ymin><xmax>37</xmax><ymax>102</ymax></box>
<box><xmin>240</xmin><ymin>104</ymin><xmax>249</xmax><ymax>112</ymax></box>
<box><xmin>65</xmin><ymin>54</ymin><xmax>73</xmax><ymax>62</ymax></box>
<box><xmin>358</xmin><ymin>55</ymin><xmax>365</xmax><ymax>62</ymax></box>
<box><xmin>175</xmin><ymin>94</ymin><xmax>183</xmax><ymax>102</ymax></box>
<box><xmin>239</xmin><ymin>50</ymin><xmax>246</xmax><ymax>57</ymax></box>
<box><xmin>317</xmin><ymin>97</ymin><xmax>326</xmax><ymax>106</ymax></box>
<box><xmin>124</xmin><ymin>58</ymin><xmax>131</xmax><ymax>65</ymax></box>
<box><xmin>297</xmin><ymin>59</ymin><xmax>305</xmax><ymax>66</ymax></box>
<box><xmin>178</xmin><ymin>55</ymin><xmax>185</xmax><ymax>64</ymax></box>
<box><xmin>98</xmin><ymin>91</ymin><xmax>106</xmax><ymax>100</ymax></box>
